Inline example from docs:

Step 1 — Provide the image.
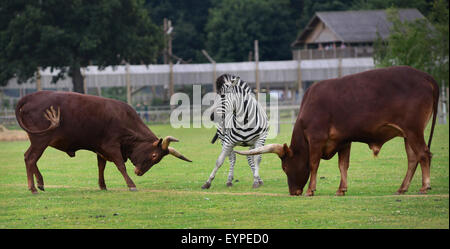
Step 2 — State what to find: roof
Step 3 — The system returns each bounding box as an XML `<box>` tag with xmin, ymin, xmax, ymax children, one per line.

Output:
<box><xmin>292</xmin><ymin>8</ymin><xmax>426</xmax><ymax>47</ymax></box>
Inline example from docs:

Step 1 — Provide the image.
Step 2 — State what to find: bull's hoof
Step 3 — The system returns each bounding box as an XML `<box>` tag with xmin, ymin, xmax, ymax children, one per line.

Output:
<box><xmin>99</xmin><ymin>187</ymin><xmax>107</xmax><ymax>191</ymax></box>
<box><xmin>305</xmin><ymin>191</ymin><xmax>314</xmax><ymax>197</ymax></box>
<box><xmin>395</xmin><ymin>190</ymin><xmax>406</xmax><ymax>195</ymax></box>
<box><xmin>335</xmin><ymin>191</ymin><xmax>345</xmax><ymax>196</ymax></box>
<box><xmin>201</xmin><ymin>182</ymin><xmax>211</xmax><ymax>189</ymax></box>
<box><xmin>129</xmin><ymin>187</ymin><xmax>138</xmax><ymax>192</ymax></box>
<box><xmin>226</xmin><ymin>182</ymin><xmax>233</xmax><ymax>187</ymax></box>
<box><xmin>38</xmin><ymin>185</ymin><xmax>45</xmax><ymax>191</ymax></box>
<box><xmin>30</xmin><ymin>190</ymin><xmax>38</xmax><ymax>195</ymax></box>
<box><xmin>418</xmin><ymin>189</ymin><xmax>428</xmax><ymax>195</ymax></box>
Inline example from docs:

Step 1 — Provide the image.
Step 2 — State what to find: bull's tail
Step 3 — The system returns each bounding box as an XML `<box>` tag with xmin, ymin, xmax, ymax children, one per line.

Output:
<box><xmin>15</xmin><ymin>98</ymin><xmax>61</xmax><ymax>135</ymax></box>
<box><xmin>425</xmin><ymin>74</ymin><xmax>439</xmax><ymax>150</ymax></box>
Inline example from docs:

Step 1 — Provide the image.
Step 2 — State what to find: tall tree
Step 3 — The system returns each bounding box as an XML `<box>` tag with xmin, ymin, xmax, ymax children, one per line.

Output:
<box><xmin>374</xmin><ymin>0</ymin><xmax>449</xmax><ymax>87</ymax></box>
<box><xmin>205</xmin><ymin>0</ymin><xmax>297</xmax><ymax>62</ymax></box>
<box><xmin>0</xmin><ymin>0</ymin><xmax>163</xmax><ymax>93</ymax></box>
<box><xmin>145</xmin><ymin>0</ymin><xmax>212</xmax><ymax>63</ymax></box>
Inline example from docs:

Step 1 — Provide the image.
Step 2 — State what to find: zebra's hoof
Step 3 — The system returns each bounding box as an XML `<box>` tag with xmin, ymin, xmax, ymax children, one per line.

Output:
<box><xmin>202</xmin><ymin>182</ymin><xmax>211</xmax><ymax>189</ymax></box>
<box><xmin>226</xmin><ymin>182</ymin><xmax>233</xmax><ymax>187</ymax></box>
<box><xmin>252</xmin><ymin>182</ymin><xmax>262</xmax><ymax>188</ymax></box>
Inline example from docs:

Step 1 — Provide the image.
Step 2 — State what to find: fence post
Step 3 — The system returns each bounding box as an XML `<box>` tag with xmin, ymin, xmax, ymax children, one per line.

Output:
<box><xmin>297</xmin><ymin>59</ymin><xmax>303</xmax><ymax>102</ymax></box>
<box><xmin>201</xmin><ymin>50</ymin><xmax>217</xmax><ymax>92</ymax></box>
<box><xmin>36</xmin><ymin>67</ymin><xmax>42</xmax><ymax>91</ymax></box>
<box><xmin>442</xmin><ymin>84</ymin><xmax>450</xmax><ymax>113</ymax></box>
<box><xmin>254</xmin><ymin>40</ymin><xmax>260</xmax><ymax>100</ymax></box>
<box><xmin>126</xmin><ymin>63</ymin><xmax>132</xmax><ymax>105</ymax></box>
<box><xmin>82</xmin><ymin>67</ymin><xmax>87</xmax><ymax>94</ymax></box>
<box><xmin>439</xmin><ymin>84</ymin><xmax>447</xmax><ymax>124</ymax></box>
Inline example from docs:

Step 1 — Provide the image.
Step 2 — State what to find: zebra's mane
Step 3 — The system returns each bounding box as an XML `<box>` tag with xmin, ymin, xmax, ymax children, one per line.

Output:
<box><xmin>217</xmin><ymin>74</ymin><xmax>253</xmax><ymax>96</ymax></box>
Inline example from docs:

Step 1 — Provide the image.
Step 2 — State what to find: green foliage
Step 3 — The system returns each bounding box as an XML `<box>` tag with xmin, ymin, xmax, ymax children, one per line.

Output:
<box><xmin>205</xmin><ymin>0</ymin><xmax>297</xmax><ymax>62</ymax></box>
<box><xmin>351</xmin><ymin>0</ymin><xmax>431</xmax><ymax>14</ymax></box>
<box><xmin>101</xmin><ymin>87</ymin><xmax>127</xmax><ymax>103</ymax></box>
<box><xmin>146</xmin><ymin>0</ymin><xmax>212</xmax><ymax>63</ymax></box>
<box><xmin>0</xmin><ymin>0</ymin><xmax>163</xmax><ymax>91</ymax></box>
<box><xmin>374</xmin><ymin>1</ymin><xmax>449</xmax><ymax>87</ymax></box>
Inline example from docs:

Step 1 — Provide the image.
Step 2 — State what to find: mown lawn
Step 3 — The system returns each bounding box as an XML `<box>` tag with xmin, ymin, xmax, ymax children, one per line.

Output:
<box><xmin>0</xmin><ymin>121</ymin><xmax>448</xmax><ymax>229</ymax></box>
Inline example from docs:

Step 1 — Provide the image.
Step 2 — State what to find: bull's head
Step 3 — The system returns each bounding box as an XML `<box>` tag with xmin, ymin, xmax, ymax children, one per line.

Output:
<box><xmin>234</xmin><ymin>144</ymin><xmax>309</xmax><ymax>196</ymax></box>
<box><xmin>133</xmin><ymin>136</ymin><xmax>191</xmax><ymax>176</ymax></box>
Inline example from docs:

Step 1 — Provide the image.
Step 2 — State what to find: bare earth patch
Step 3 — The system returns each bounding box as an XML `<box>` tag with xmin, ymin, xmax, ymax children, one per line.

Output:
<box><xmin>0</xmin><ymin>125</ymin><xmax>28</xmax><ymax>141</ymax></box>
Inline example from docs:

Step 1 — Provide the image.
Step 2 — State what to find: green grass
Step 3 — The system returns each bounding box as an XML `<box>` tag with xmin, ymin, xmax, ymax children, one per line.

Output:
<box><xmin>0</xmin><ymin>122</ymin><xmax>448</xmax><ymax>229</ymax></box>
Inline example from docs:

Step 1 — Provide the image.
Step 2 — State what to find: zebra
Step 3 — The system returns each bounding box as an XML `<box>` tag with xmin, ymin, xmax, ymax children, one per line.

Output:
<box><xmin>202</xmin><ymin>74</ymin><xmax>269</xmax><ymax>189</ymax></box>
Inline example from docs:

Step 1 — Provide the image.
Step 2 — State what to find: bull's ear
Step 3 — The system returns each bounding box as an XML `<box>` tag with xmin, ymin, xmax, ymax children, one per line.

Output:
<box><xmin>283</xmin><ymin>143</ymin><xmax>293</xmax><ymax>158</ymax></box>
<box><xmin>153</xmin><ymin>138</ymin><xmax>163</xmax><ymax>148</ymax></box>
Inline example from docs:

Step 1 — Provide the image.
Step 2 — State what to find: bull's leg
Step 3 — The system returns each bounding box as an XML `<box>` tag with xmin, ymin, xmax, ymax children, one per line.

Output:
<box><xmin>108</xmin><ymin>155</ymin><xmax>136</xmax><ymax>191</ymax></box>
<box><xmin>34</xmin><ymin>168</ymin><xmax>45</xmax><ymax>191</ymax></box>
<box><xmin>105</xmin><ymin>146</ymin><xmax>137</xmax><ymax>191</ymax></box>
<box><xmin>97</xmin><ymin>154</ymin><xmax>107</xmax><ymax>190</ymax></box>
<box><xmin>336</xmin><ymin>143</ymin><xmax>351</xmax><ymax>196</ymax></box>
<box><xmin>397</xmin><ymin>140</ymin><xmax>418</xmax><ymax>194</ymax></box>
<box><xmin>226</xmin><ymin>151</ymin><xmax>236</xmax><ymax>187</ymax></box>
<box><xmin>305</xmin><ymin>158</ymin><xmax>320</xmax><ymax>196</ymax></box>
<box><xmin>397</xmin><ymin>136</ymin><xmax>431</xmax><ymax>194</ymax></box>
<box><xmin>202</xmin><ymin>144</ymin><xmax>232</xmax><ymax>189</ymax></box>
<box><xmin>305</xmin><ymin>144</ymin><xmax>322</xmax><ymax>197</ymax></box>
<box><xmin>24</xmin><ymin>144</ymin><xmax>47</xmax><ymax>194</ymax></box>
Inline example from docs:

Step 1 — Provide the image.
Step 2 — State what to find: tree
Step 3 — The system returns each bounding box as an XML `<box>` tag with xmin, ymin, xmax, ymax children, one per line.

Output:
<box><xmin>374</xmin><ymin>1</ymin><xmax>449</xmax><ymax>87</ymax></box>
<box><xmin>205</xmin><ymin>0</ymin><xmax>297</xmax><ymax>62</ymax></box>
<box><xmin>145</xmin><ymin>0</ymin><xmax>212</xmax><ymax>63</ymax></box>
<box><xmin>0</xmin><ymin>0</ymin><xmax>163</xmax><ymax>93</ymax></box>
<box><xmin>351</xmin><ymin>0</ymin><xmax>432</xmax><ymax>15</ymax></box>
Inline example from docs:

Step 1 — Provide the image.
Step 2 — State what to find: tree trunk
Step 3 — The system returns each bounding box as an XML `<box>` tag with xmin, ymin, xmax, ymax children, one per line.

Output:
<box><xmin>71</xmin><ymin>66</ymin><xmax>85</xmax><ymax>93</ymax></box>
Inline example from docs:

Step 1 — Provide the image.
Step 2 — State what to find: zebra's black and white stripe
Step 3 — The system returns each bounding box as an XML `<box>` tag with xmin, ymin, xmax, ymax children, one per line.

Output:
<box><xmin>202</xmin><ymin>74</ymin><xmax>269</xmax><ymax>189</ymax></box>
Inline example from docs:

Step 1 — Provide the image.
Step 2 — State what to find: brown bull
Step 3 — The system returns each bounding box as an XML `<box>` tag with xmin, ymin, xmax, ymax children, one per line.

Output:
<box><xmin>15</xmin><ymin>91</ymin><xmax>191</xmax><ymax>194</ymax></box>
<box><xmin>235</xmin><ymin>66</ymin><xmax>439</xmax><ymax>196</ymax></box>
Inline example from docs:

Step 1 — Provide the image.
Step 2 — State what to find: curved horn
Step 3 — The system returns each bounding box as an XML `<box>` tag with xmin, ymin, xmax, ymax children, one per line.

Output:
<box><xmin>168</xmin><ymin>147</ymin><xmax>192</xmax><ymax>162</ymax></box>
<box><xmin>234</xmin><ymin>144</ymin><xmax>285</xmax><ymax>157</ymax></box>
<box><xmin>161</xmin><ymin>136</ymin><xmax>179</xmax><ymax>150</ymax></box>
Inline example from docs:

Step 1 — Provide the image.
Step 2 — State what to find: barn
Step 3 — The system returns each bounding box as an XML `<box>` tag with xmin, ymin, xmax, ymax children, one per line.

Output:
<box><xmin>291</xmin><ymin>9</ymin><xmax>426</xmax><ymax>60</ymax></box>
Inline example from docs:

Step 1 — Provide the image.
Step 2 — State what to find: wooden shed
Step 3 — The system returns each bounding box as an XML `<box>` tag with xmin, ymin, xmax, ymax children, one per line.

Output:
<box><xmin>291</xmin><ymin>9</ymin><xmax>426</xmax><ymax>60</ymax></box>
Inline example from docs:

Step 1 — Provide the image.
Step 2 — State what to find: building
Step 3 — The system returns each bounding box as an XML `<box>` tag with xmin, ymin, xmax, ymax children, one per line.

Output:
<box><xmin>291</xmin><ymin>9</ymin><xmax>426</xmax><ymax>60</ymax></box>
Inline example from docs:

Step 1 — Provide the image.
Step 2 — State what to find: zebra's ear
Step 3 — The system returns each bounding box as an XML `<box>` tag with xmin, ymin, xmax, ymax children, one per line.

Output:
<box><xmin>231</xmin><ymin>76</ymin><xmax>240</xmax><ymax>86</ymax></box>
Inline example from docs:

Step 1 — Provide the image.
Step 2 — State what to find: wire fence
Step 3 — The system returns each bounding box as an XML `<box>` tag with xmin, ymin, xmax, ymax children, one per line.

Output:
<box><xmin>2</xmin><ymin>86</ymin><xmax>448</xmax><ymax>131</ymax></box>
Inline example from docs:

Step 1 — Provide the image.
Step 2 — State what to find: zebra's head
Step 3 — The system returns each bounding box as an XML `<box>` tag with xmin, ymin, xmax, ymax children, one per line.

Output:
<box><xmin>216</xmin><ymin>74</ymin><xmax>240</xmax><ymax>94</ymax></box>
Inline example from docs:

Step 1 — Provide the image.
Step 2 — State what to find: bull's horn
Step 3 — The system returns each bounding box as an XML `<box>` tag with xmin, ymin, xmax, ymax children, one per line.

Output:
<box><xmin>161</xmin><ymin>136</ymin><xmax>179</xmax><ymax>150</ymax></box>
<box><xmin>168</xmin><ymin>147</ymin><xmax>192</xmax><ymax>162</ymax></box>
<box><xmin>234</xmin><ymin>144</ymin><xmax>285</xmax><ymax>157</ymax></box>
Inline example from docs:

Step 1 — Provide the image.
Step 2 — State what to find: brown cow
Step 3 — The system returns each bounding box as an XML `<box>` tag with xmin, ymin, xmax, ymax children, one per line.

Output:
<box><xmin>15</xmin><ymin>91</ymin><xmax>191</xmax><ymax>194</ymax></box>
<box><xmin>235</xmin><ymin>66</ymin><xmax>439</xmax><ymax>196</ymax></box>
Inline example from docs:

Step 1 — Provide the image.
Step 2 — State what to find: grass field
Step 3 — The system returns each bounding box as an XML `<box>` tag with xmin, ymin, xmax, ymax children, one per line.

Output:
<box><xmin>0</xmin><ymin>122</ymin><xmax>448</xmax><ymax>229</ymax></box>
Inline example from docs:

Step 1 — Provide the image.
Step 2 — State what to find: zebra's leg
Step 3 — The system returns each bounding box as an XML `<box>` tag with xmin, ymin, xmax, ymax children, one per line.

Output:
<box><xmin>247</xmin><ymin>155</ymin><xmax>262</xmax><ymax>188</ymax></box>
<box><xmin>202</xmin><ymin>144</ymin><xmax>233</xmax><ymax>189</ymax></box>
<box><xmin>254</xmin><ymin>153</ymin><xmax>264</xmax><ymax>186</ymax></box>
<box><xmin>226</xmin><ymin>151</ymin><xmax>236</xmax><ymax>187</ymax></box>
<box><xmin>250</xmin><ymin>137</ymin><xmax>266</xmax><ymax>188</ymax></box>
